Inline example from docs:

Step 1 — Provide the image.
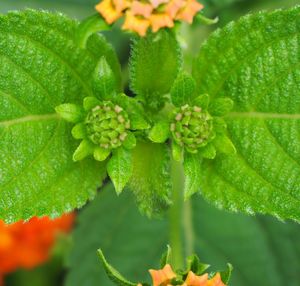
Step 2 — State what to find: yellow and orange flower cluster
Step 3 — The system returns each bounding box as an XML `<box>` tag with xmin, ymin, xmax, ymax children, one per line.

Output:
<box><xmin>96</xmin><ymin>0</ymin><xmax>204</xmax><ymax>36</ymax></box>
<box><xmin>138</xmin><ymin>264</ymin><xmax>226</xmax><ymax>286</ymax></box>
<box><xmin>0</xmin><ymin>214</ymin><xmax>74</xmax><ymax>286</ymax></box>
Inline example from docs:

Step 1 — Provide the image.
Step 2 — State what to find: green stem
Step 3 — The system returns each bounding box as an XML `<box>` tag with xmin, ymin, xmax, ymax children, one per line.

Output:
<box><xmin>169</xmin><ymin>158</ymin><xmax>185</xmax><ymax>270</ymax></box>
<box><xmin>183</xmin><ymin>200</ymin><xmax>195</xmax><ymax>257</ymax></box>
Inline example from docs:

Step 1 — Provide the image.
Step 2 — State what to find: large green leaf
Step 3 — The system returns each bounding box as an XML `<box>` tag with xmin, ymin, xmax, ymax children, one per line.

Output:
<box><xmin>0</xmin><ymin>9</ymin><xmax>121</xmax><ymax>222</ymax></box>
<box><xmin>192</xmin><ymin>7</ymin><xmax>300</xmax><ymax>221</ymax></box>
<box><xmin>65</xmin><ymin>185</ymin><xmax>300</xmax><ymax>286</ymax></box>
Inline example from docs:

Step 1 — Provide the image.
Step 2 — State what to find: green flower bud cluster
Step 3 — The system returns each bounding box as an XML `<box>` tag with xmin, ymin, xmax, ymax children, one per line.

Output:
<box><xmin>85</xmin><ymin>101</ymin><xmax>130</xmax><ymax>150</ymax></box>
<box><xmin>170</xmin><ymin>104</ymin><xmax>214</xmax><ymax>153</ymax></box>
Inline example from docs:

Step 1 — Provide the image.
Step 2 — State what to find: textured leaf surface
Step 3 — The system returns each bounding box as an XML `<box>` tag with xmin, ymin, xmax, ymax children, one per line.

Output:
<box><xmin>128</xmin><ymin>141</ymin><xmax>172</xmax><ymax>216</ymax></box>
<box><xmin>129</xmin><ymin>31</ymin><xmax>181</xmax><ymax>108</ymax></box>
<box><xmin>0</xmin><ymin>10</ymin><xmax>121</xmax><ymax>222</ymax></box>
<box><xmin>66</xmin><ymin>185</ymin><xmax>300</xmax><ymax>286</ymax></box>
<box><xmin>107</xmin><ymin>148</ymin><xmax>133</xmax><ymax>195</ymax></box>
<box><xmin>193</xmin><ymin>7</ymin><xmax>300</xmax><ymax>221</ymax></box>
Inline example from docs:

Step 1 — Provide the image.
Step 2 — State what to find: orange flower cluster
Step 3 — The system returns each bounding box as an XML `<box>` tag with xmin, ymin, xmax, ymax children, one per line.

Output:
<box><xmin>96</xmin><ymin>0</ymin><xmax>204</xmax><ymax>36</ymax></box>
<box><xmin>0</xmin><ymin>214</ymin><xmax>74</xmax><ymax>285</ymax></box>
<box><xmin>139</xmin><ymin>264</ymin><xmax>226</xmax><ymax>286</ymax></box>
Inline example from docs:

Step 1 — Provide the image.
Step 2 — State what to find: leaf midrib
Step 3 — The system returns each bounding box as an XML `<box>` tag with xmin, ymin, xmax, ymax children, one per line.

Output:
<box><xmin>0</xmin><ymin>113</ymin><xmax>60</xmax><ymax>127</ymax></box>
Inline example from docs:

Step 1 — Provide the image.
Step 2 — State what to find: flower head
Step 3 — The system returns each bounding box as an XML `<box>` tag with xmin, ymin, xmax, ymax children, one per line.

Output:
<box><xmin>170</xmin><ymin>104</ymin><xmax>214</xmax><ymax>154</ymax></box>
<box><xmin>0</xmin><ymin>214</ymin><xmax>74</xmax><ymax>282</ymax></box>
<box><xmin>96</xmin><ymin>0</ymin><xmax>204</xmax><ymax>36</ymax></box>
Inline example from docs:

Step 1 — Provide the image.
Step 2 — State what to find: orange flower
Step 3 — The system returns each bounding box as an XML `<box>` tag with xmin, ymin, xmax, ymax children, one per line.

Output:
<box><xmin>149</xmin><ymin>264</ymin><xmax>177</xmax><ymax>286</ymax></box>
<box><xmin>95</xmin><ymin>0</ymin><xmax>204</xmax><ymax>36</ymax></box>
<box><xmin>183</xmin><ymin>271</ymin><xmax>226</xmax><ymax>286</ymax></box>
<box><xmin>0</xmin><ymin>214</ymin><xmax>74</xmax><ymax>283</ymax></box>
<box><xmin>143</xmin><ymin>265</ymin><xmax>226</xmax><ymax>286</ymax></box>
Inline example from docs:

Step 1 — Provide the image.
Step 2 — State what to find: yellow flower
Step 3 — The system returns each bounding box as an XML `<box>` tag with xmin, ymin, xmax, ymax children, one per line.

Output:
<box><xmin>95</xmin><ymin>0</ymin><xmax>204</xmax><ymax>36</ymax></box>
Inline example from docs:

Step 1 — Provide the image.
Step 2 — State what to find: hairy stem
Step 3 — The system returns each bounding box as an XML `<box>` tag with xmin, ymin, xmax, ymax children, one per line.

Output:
<box><xmin>169</xmin><ymin>158</ymin><xmax>185</xmax><ymax>269</ymax></box>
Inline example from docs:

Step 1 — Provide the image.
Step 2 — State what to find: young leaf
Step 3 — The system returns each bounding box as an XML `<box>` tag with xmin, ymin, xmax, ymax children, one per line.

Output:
<box><xmin>0</xmin><ymin>10</ymin><xmax>120</xmax><ymax>222</ymax></box>
<box><xmin>220</xmin><ymin>264</ymin><xmax>233</xmax><ymax>284</ymax></box>
<box><xmin>92</xmin><ymin>57</ymin><xmax>118</xmax><ymax>100</ymax></box>
<box><xmin>170</xmin><ymin>72</ymin><xmax>197</xmax><ymax>107</ymax></box>
<box><xmin>183</xmin><ymin>153</ymin><xmax>202</xmax><ymax>200</ymax></box>
<box><xmin>193</xmin><ymin>7</ymin><xmax>300</xmax><ymax>221</ymax></box>
<box><xmin>128</xmin><ymin>141</ymin><xmax>172</xmax><ymax>216</ymax></box>
<box><xmin>209</xmin><ymin>98</ymin><xmax>233</xmax><ymax>116</ymax></box>
<box><xmin>76</xmin><ymin>13</ymin><xmax>110</xmax><ymax>49</ymax></box>
<box><xmin>148</xmin><ymin>120</ymin><xmax>170</xmax><ymax>143</ymax></box>
<box><xmin>112</xmin><ymin>94</ymin><xmax>149</xmax><ymax>130</ymax></box>
<box><xmin>107</xmin><ymin>147</ymin><xmax>133</xmax><ymax>195</ymax></box>
<box><xmin>186</xmin><ymin>255</ymin><xmax>210</xmax><ymax>275</ymax></box>
<box><xmin>98</xmin><ymin>249</ymin><xmax>137</xmax><ymax>286</ymax></box>
<box><xmin>160</xmin><ymin>245</ymin><xmax>172</xmax><ymax>268</ymax></box>
<box><xmin>55</xmin><ymin>104</ymin><xmax>84</xmax><ymax>123</ymax></box>
<box><xmin>130</xmin><ymin>30</ymin><xmax>182</xmax><ymax>110</ymax></box>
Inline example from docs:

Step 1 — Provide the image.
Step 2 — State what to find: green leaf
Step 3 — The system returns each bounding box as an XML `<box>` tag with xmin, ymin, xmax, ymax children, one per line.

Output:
<box><xmin>123</xmin><ymin>132</ymin><xmax>136</xmax><ymax>150</ymax></box>
<box><xmin>209</xmin><ymin>98</ymin><xmax>233</xmax><ymax>116</ymax></box>
<box><xmin>107</xmin><ymin>147</ymin><xmax>133</xmax><ymax>195</ymax></box>
<box><xmin>55</xmin><ymin>104</ymin><xmax>84</xmax><ymax>123</ymax></box>
<box><xmin>94</xmin><ymin>146</ymin><xmax>111</xmax><ymax>162</ymax></box>
<box><xmin>97</xmin><ymin>249</ymin><xmax>137</xmax><ymax>286</ymax></box>
<box><xmin>198</xmin><ymin>144</ymin><xmax>216</xmax><ymax>159</ymax></box>
<box><xmin>83</xmin><ymin>96</ymin><xmax>101</xmax><ymax>111</ymax></box>
<box><xmin>213</xmin><ymin>135</ymin><xmax>236</xmax><ymax>155</ymax></box>
<box><xmin>170</xmin><ymin>72</ymin><xmax>196</xmax><ymax>107</ymax></box>
<box><xmin>192</xmin><ymin>7</ymin><xmax>300</xmax><ymax>221</ymax></box>
<box><xmin>66</xmin><ymin>185</ymin><xmax>300</xmax><ymax>286</ymax></box>
<box><xmin>148</xmin><ymin>120</ymin><xmax>170</xmax><ymax>143</ymax></box>
<box><xmin>220</xmin><ymin>264</ymin><xmax>233</xmax><ymax>284</ymax></box>
<box><xmin>160</xmin><ymin>245</ymin><xmax>172</xmax><ymax>268</ymax></box>
<box><xmin>113</xmin><ymin>94</ymin><xmax>149</xmax><ymax>130</ymax></box>
<box><xmin>183</xmin><ymin>153</ymin><xmax>202</xmax><ymax>200</ymax></box>
<box><xmin>185</xmin><ymin>255</ymin><xmax>210</xmax><ymax>276</ymax></box>
<box><xmin>193</xmin><ymin>94</ymin><xmax>210</xmax><ymax>110</ymax></box>
<box><xmin>73</xmin><ymin>140</ymin><xmax>94</xmax><ymax>161</ymax></box>
<box><xmin>92</xmin><ymin>57</ymin><xmax>118</xmax><ymax>100</ymax></box>
<box><xmin>172</xmin><ymin>142</ymin><xmax>183</xmax><ymax>162</ymax></box>
<box><xmin>129</xmin><ymin>30</ymin><xmax>182</xmax><ymax>110</ymax></box>
<box><xmin>76</xmin><ymin>13</ymin><xmax>110</xmax><ymax>49</ymax></box>
<box><xmin>72</xmin><ymin>123</ymin><xmax>86</xmax><ymax>139</ymax></box>
<box><xmin>128</xmin><ymin>141</ymin><xmax>172</xmax><ymax>216</ymax></box>
<box><xmin>0</xmin><ymin>10</ymin><xmax>120</xmax><ymax>222</ymax></box>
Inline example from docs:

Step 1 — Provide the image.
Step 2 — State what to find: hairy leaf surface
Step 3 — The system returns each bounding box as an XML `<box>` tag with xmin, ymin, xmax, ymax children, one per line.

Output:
<box><xmin>193</xmin><ymin>7</ymin><xmax>300</xmax><ymax>221</ymax></box>
<box><xmin>66</xmin><ymin>186</ymin><xmax>300</xmax><ymax>286</ymax></box>
<box><xmin>0</xmin><ymin>10</ymin><xmax>121</xmax><ymax>222</ymax></box>
<box><xmin>129</xmin><ymin>30</ymin><xmax>181</xmax><ymax>110</ymax></box>
<box><xmin>128</xmin><ymin>141</ymin><xmax>172</xmax><ymax>216</ymax></box>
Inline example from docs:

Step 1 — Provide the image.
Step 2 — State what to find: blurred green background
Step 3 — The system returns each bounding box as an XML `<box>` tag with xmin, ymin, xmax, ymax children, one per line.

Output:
<box><xmin>1</xmin><ymin>0</ymin><xmax>300</xmax><ymax>285</ymax></box>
